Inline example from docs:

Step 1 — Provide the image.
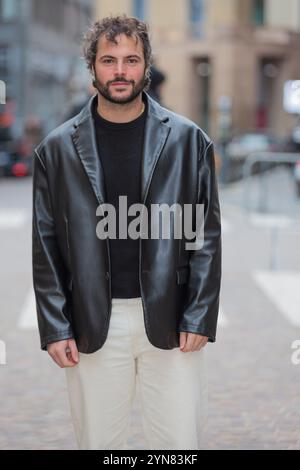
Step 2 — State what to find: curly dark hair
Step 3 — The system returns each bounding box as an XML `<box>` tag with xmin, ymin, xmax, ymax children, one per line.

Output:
<box><xmin>82</xmin><ymin>15</ymin><xmax>153</xmax><ymax>88</ymax></box>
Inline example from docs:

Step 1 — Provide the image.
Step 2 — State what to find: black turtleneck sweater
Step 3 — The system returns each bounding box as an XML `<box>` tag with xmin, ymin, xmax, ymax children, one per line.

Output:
<box><xmin>92</xmin><ymin>99</ymin><xmax>147</xmax><ymax>298</ymax></box>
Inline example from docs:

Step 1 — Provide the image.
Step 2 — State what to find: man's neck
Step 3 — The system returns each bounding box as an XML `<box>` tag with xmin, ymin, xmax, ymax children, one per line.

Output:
<box><xmin>96</xmin><ymin>93</ymin><xmax>144</xmax><ymax>123</ymax></box>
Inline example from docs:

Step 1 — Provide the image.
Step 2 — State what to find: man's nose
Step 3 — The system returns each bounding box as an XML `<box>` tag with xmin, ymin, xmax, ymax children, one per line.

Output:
<box><xmin>114</xmin><ymin>60</ymin><xmax>126</xmax><ymax>77</ymax></box>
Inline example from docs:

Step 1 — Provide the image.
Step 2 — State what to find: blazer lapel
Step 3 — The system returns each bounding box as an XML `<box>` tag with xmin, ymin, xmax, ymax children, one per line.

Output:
<box><xmin>141</xmin><ymin>101</ymin><xmax>171</xmax><ymax>203</ymax></box>
<box><xmin>71</xmin><ymin>93</ymin><xmax>171</xmax><ymax>206</ymax></box>
<box><xmin>71</xmin><ymin>96</ymin><xmax>107</xmax><ymax>205</ymax></box>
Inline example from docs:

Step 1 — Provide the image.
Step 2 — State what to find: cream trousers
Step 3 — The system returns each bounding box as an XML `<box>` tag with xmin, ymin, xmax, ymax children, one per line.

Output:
<box><xmin>65</xmin><ymin>297</ymin><xmax>207</xmax><ymax>450</ymax></box>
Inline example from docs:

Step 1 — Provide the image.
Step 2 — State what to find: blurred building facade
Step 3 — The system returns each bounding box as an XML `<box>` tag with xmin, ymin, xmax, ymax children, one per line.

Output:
<box><xmin>95</xmin><ymin>0</ymin><xmax>300</xmax><ymax>140</ymax></box>
<box><xmin>0</xmin><ymin>0</ymin><xmax>93</xmax><ymax>136</ymax></box>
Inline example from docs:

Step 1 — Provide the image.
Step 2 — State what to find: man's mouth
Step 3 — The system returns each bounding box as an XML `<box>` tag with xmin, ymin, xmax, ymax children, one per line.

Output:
<box><xmin>110</xmin><ymin>82</ymin><xmax>131</xmax><ymax>86</ymax></box>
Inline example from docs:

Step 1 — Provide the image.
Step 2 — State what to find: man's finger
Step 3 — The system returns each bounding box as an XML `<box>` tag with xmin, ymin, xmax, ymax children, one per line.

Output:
<box><xmin>185</xmin><ymin>333</ymin><xmax>196</xmax><ymax>351</ymax></box>
<box><xmin>47</xmin><ymin>345</ymin><xmax>62</xmax><ymax>367</ymax></box>
<box><xmin>179</xmin><ymin>331</ymin><xmax>187</xmax><ymax>350</ymax></box>
<box><xmin>180</xmin><ymin>333</ymin><xmax>194</xmax><ymax>352</ymax></box>
<box><xmin>68</xmin><ymin>339</ymin><xmax>79</xmax><ymax>363</ymax></box>
<box><xmin>196</xmin><ymin>337</ymin><xmax>208</xmax><ymax>350</ymax></box>
<box><xmin>195</xmin><ymin>339</ymin><xmax>204</xmax><ymax>351</ymax></box>
<box><xmin>51</xmin><ymin>351</ymin><xmax>64</xmax><ymax>368</ymax></box>
<box><xmin>180</xmin><ymin>333</ymin><xmax>208</xmax><ymax>352</ymax></box>
<box><xmin>56</xmin><ymin>347</ymin><xmax>77</xmax><ymax>367</ymax></box>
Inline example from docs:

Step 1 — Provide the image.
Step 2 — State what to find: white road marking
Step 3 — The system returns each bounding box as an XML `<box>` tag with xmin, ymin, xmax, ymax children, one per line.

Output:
<box><xmin>18</xmin><ymin>289</ymin><xmax>38</xmax><ymax>330</ymax></box>
<box><xmin>221</xmin><ymin>217</ymin><xmax>231</xmax><ymax>234</ymax></box>
<box><xmin>0</xmin><ymin>210</ymin><xmax>28</xmax><ymax>229</ymax></box>
<box><xmin>253</xmin><ymin>270</ymin><xmax>300</xmax><ymax>326</ymax></box>
<box><xmin>249</xmin><ymin>213</ymin><xmax>292</xmax><ymax>229</ymax></box>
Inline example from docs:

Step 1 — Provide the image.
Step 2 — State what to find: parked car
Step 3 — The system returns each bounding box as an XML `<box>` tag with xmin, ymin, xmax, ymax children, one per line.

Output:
<box><xmin>223</xmin><ymin>132</ymin><xmax>279</xmax><ymax>182</ymax></box>
<box><xmin>0</xmin><ymin>126</ymin><xmax>16</xmax><ymax>177</ymax></box>
<box><xmin>0</xmin><ymin>145</ymin><xmax>12</xmax><ymax>177</ymax></box>
<box><xmin>281</xmin><ymin>124</ymin><xmax>300</xmax><ymax>192</ymax></box>
<box><xmin>0</xmin><ymin>139</ymin><xmax>31</xmax><ymax>177</ymax></box>
<box><xmin>0</xmin><ymin>118</ymin><xmax>43</xmax><ymax>178</ymax></box>
<box><xmin>294</xmin><ymin>160</ymin><xmax>300</xmax><ymax>197</ymax></box>
<box><xmin>225</xmin><ymin>133</ymin><xmax>278</xmax><ymax>160</ymax></box>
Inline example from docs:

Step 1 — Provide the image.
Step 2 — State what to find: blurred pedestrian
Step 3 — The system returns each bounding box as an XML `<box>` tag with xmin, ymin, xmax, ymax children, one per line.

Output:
<box><xmin>64</xmin><ymin>83</ymin><xmax>96</xmax><ymax>121</ymax></box>
<box><xmin>16</xmin><ymin>117</ymin><xmax>43</xmax><ymax>158</ymax></box>
<box><xmin>147</xmin><ymin>65</ymin><xmax>166</xmax><ymax>104</ymax></box>
<box><xmin>32</xmin><ymin>15</ymin><xmax>221</xmax><ymax>451</ymax></box>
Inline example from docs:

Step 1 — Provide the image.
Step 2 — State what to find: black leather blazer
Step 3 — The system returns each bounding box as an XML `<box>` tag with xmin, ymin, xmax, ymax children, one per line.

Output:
<box><xmin>32</xmin><ymin>92</ymin><xmax>222</xmax><ymax>353</ymax></box>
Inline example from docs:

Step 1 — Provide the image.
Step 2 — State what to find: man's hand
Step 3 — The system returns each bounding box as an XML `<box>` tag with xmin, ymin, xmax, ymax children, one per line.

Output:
<box><xmin>47</xmin><ymin>338</ymin><xmax>79</xmax><ymax>368</ymax></box>
<box><xmin>179</xmin><ymin>332</ymin><xmax>208</xmax><ymax>352</ymax></box>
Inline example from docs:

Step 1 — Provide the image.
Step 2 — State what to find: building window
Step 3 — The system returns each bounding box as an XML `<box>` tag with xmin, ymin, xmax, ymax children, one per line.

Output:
<box><xmin>256</xmin><ymin>58</ymin><xmax>280</xmax><ymax>130</ymax></box>
<box><xmin>253</xmin><ymin>0</ymin><xmax>265</xmax><ymax>25</ymax></box>
<box><xmin>189</xmin><ymin>0</ymin><xmax>204</xmax><ymax>38</ymax></box>
<box><xmin>0</xmin><ymin>0</ymin><xmax>17</xmax><ymax>20</ymax></box>
<box><xmin>133</xmin><ymin>0</ymin><xmax>146</xmax><ymax>20</ymax></box>
<box><xmin>33</xmin><ymin>0</ymin><xmax>50</xmax><ymax>24</ymax></box>
<box><xmin>196</xmin><ymin>58</ymin><xmax>211</xmax><ymax>133</ymax></box>
<box><xmin>33</xmin><ymin>0</ymin><xmax>64</xmax><ymax>31</ymax></box>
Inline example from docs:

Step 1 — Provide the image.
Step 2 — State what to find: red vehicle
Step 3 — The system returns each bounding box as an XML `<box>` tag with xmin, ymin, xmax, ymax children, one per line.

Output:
<box><xmin>0</xmin><ymin>118</ymin><xmax>43</xmax><ymax>178</ymax></box>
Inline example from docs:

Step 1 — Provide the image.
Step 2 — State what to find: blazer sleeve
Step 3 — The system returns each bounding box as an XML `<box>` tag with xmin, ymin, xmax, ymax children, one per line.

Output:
<box><xmin>178</xmin><ymin>141</ymin><xmax>222</xmax><ymax>342</ymax></box>
<box><xmin>32</xmin><ymin>149</ymin><xmax>74</xmax><ymax>351</ymax></box>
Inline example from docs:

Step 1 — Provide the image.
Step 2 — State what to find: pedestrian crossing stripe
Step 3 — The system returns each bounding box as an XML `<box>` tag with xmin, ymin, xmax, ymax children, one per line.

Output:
<box><xmin>252</xmin><ymin>270</ymin><xmax>300</xmax><ymax>327</ymax></box>
<box><xmin>18</xmin><ymin>289</ymin><xmax>38</xmax><ymax>330</ymax></box>
<box><xmin>0</xmin><ymin>209</ymin><xmax>28</xmax><ymax>229</ymax></box>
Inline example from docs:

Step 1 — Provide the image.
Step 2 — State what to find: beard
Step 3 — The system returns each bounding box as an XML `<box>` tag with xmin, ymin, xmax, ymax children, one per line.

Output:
<box><xmin>92</xmin><ymin>74</ymin><xmax>147</xmax><ymax>105</ymax></box>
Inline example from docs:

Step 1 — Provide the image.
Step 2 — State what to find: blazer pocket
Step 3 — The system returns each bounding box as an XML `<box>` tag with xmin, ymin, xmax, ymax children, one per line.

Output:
<box><xmin>176</xmin><ymin>266</ymin><xmax>189</xmax><ymax>285</ymax></box>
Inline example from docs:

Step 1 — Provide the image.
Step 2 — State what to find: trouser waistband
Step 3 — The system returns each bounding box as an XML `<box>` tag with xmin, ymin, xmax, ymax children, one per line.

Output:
<box><xmin>111</xmin><ymin>297</ymin><xmax>142</xmax><ymax>305</ymax></box>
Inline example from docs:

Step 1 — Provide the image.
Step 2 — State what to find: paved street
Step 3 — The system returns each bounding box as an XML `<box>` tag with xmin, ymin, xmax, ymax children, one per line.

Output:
<box><xmin>0</xmin><ymin>166</ymin><xmax>300</xmax><ymax>450</ymax></box>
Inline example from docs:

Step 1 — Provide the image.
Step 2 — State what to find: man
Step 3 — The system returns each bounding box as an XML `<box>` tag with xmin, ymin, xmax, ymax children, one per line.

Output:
<box><xmin>147</xmin><ymin>65</ymin><xmax>166</xmax><ymax>104</ymax></box>
<box><xmin>32</xmin><ymin>15</ymin><xmax>222</xmax><ymax>450</ymax></box>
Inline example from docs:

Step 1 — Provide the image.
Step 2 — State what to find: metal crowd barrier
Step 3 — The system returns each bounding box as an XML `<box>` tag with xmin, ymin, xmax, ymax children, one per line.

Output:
<box><xmin>241</xmin><ymin>152</ymin><xmax>300</xmax><ymax>270</ymax></box>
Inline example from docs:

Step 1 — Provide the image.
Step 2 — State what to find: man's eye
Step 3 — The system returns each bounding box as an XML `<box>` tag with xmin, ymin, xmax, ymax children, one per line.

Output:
<box><xmin>128</xmin><ymin>59</ymin><xmax>138</xmax><ymax>64</ymax></box>
<box><xmin>103</xmin><ymin>59</ymin><xmax>113</xmax><ymax>64</ymax></box>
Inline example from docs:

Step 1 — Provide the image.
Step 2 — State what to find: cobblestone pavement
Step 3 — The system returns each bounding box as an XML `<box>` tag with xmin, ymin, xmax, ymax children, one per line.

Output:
<box><xmin>0</xmin><ymin>168</ymin><xmax>300</xmax><ymax>450</ymax></box>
